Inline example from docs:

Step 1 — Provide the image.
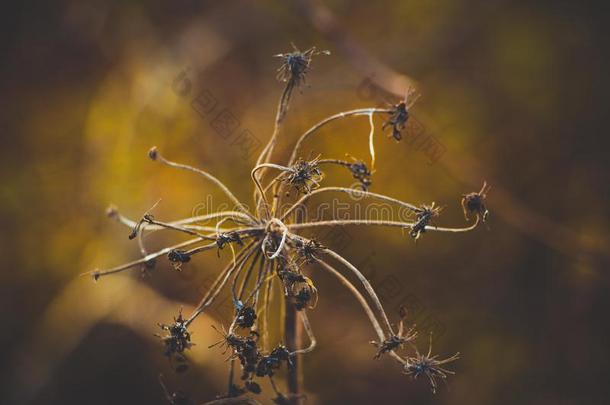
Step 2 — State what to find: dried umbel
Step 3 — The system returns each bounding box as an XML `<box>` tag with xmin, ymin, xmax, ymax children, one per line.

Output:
<box><xmin>89</xmin><ymin>45</ymin><xmax>489</xmax><ymax>402</ymax></box>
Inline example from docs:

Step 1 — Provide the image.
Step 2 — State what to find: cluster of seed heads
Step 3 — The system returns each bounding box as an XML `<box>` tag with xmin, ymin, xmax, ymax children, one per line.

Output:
<box><xmin>90</xmin><ymin>44</ymin><xmax>490</xmax><ymax>403</ymax></box>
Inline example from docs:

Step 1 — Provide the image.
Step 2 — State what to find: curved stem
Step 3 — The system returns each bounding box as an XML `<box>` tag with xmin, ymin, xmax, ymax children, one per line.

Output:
<box><xmin>289</xmin><ymin>310</ymin><xmax>317</xmax><ymax>355</ymax></box>
<box><xmin>234</xmin><ymin>248</ymin><xmax>262</xmax><ymax>304</ymax></box>
<box><xmin>315</xmin><ymin>258</ymin><xmax>385</xmax><ymax>342</ymax></box>
<box><xmin>151</xmin><ymin>149</ymin><xmax>256</xmax><ymax>222</ymax></box>
<box><xmin>253</xmin><ymin>80</ymin><xmax>295</xmax><ymax>210</ymax></box>
<box><xmin>262</xmin><ymin>219</ymin><xmax>289</xmax><ymax>259</ymax></box>
<box><xmin>281</xmin><ymin>186</ymin><xmax>421</xmax><ymax>221</ymax></box>
<box><xmin>287</xmin><ymin>108</ymin><xmax>391</xmax><ymax>167</ymax></box>
<box><xmin>367</xmin><ymin>111</ymin><xmax>376</xmax><ymax>169</ymax></box>
<box><xmin>319</xmin><ymin>245</ymin><xmax>394</xmax><ymax>334</ymax></box>
<box><xmin>274</xmin><ymin>108</ymin><xmax>390</xmax><ymax>221</ymax></box>
<box><xmin>251</xmin><ymin>164</ymin><xmax>291</xmax><ymax>218</ymax></box>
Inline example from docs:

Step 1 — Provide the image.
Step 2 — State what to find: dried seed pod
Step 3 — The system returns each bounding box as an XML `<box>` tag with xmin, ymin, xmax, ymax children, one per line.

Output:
<box><xmin>461</xmin><ymin>182</ymin><xmax>491</xmax><ymax>222</ymax></box>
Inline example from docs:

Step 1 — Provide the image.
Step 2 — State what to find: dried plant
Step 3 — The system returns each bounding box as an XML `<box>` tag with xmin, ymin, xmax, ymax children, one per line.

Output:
<box><xmin>88</xmin><ymin>45</ymin><xmax>489</xmax><ymax>403</ymax></box>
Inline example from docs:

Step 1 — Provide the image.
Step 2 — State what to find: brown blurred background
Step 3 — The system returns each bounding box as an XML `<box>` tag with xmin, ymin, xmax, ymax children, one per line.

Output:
<box><xmin>1</xmin><ymin>0</ymin><xmax>609</xmax><ymax>404</ymax></box>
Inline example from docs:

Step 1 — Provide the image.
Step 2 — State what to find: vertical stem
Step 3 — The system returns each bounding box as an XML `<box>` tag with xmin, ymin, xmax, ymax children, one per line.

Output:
<box><xmin>284</xmin><ymin>298</ymin><xmax>302</xmax><ymax>404</ymax></box>
<box><xmin>227</xmin><ymin>359</ymin><xmax>235</xmax><ymax>394</ymax></box>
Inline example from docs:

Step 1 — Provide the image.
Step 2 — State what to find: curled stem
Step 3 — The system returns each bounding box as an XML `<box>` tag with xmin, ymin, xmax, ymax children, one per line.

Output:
<box><xmin>150</xmin><ymin>148</ymin><xmax>256</xmax><ymax>223</ymax></box>
<box><xmin>289</xmin><ymin>310</ymin><xmax>317</xmax><ymax>356</ymax></box>
<box><xmin>287</xmin><ymin>108</ymin><xmax>392</xmax><ymax>167</ymax></box>
<box><xmin>252</xmin><ymin>163</ymin><xmax>291</xmax><ymax>218</ymax></box>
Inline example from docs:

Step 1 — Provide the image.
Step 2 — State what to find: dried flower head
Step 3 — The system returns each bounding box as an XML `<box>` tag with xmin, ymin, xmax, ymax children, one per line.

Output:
<box><xmin>282</xmin><ymin>157</ymin><xmax>323</xmax><ymax>194</ymax></box>
<box><xmin>316</xmin><ymin>156</ymin><xmax>373</xmax><ymax>190</ymax></box>
<box><xmin>293</xmin><ymin>237</ymin><xmax>324</xmax><ymax>263</ymax></box>
<box><xmin>278</xmin><ymin>264</ymin><xmax>318</xmax><ymax>311</ymax></box>
<box><xmin>371</xmin><ymin>307</ymin><xmax>417</xmax><ymax>358</ymax></box>
<box><xmin>90</xmin><ymin>44</ymin><xmax>487</xmax><ymax>402</ymax></box>
<box><xmin>462</xmin><ymin>181</ymin><xmax>491</xmax><ymax>222</ymax></box>
<box><xmin>217</xmin><ymin>231</ymin><xmax>243</xmax><ymax>248</ymax></box>
<box><xmin>255</xmin><ymin>345</ymin><xmax>292</xmax><ymax>377</ymax></box>
<box><xmin>209</xmin><ymin>325</ymin><xmax>251</xmax><ymax>355</ymax></box>
<box><xmin>275</xmin><ymin>44</ymin><xmax>330</xmax><ymax>87</ymax></box>
<box><xmin>216</xmin><ymin>231</ymin><xmax>244</xmax><ymax>257</ymax></box>
<box><xmin>157</xmin><ymin>311</ymin><xmax>193</xmax><ymax>371</ymax></box>
<box><xmin>409</xmin><ymin>202</ymin><xmax>442</xmax><ymax>240</ymax></box>
<box><xmin>348</xmin><ymin>160</ymin><xmax>373</xmax><ymax>190</ymax></box>
<box><xmin>292</xmin><ymin>284</ymin><xmax>318</xmax><ymax>310</ymax></box>
<box><xmin>167</xmin><ymin>249</ymin><xmax>191</xmax><ymax>270</ymax></box>
<box><xmin>403</xmin><ymin>335</ymin><xmax>460</xmax><ymax>393</ymax></box>
<box><xmin>235</xmin><ymin>306</ymin><xmax>257</xmax><ymax>328</ymax></box>
<box><xmin>382</xmin><ymin>87</ymin><xmax>420</xmax><ymax>141</ymax></box>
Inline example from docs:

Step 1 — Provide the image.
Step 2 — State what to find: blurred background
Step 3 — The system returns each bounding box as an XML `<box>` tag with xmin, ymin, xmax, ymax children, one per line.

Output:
<box><xmin>1</xmin><ymin>0</ymin><xmax>609</xmax><ymax>404</ymax></box>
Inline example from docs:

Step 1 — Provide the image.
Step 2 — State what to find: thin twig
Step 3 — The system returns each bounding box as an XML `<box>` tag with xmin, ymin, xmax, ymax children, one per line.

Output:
<box><xmin>288</xmin><ymin>217</ymin><xmax>480</xmax><ymax>233</ymax></box>
<box><xmin>281</xmin><ymin>186</ymin><xmax>421</xmax><ymax>220</ymax></box>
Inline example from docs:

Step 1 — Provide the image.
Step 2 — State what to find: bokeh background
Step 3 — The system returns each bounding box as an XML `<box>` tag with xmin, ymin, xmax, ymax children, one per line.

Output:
<box><xmin>1</xmin><ymin>0</ymin><xmax>609</xmax><ymax>404</ymax></box>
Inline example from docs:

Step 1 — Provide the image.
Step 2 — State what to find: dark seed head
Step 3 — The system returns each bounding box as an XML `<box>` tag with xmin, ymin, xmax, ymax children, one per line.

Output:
<box><xmin>349</xmin><ymin>161</ymin><xmax>372</xmax><ymax>190</ymax></box>
<box><xmin>461</xmin><ymin>182</ymin><xmax>491</xmax><ymax>222</ymax></box>
<box><xmin>157</xmin><ymin>312</ymin><xmax>193</xmax><ymax>359</ymax></box>
<box><xmin>284</xmin><ymin>158</ymin><xmax>323</xmax><ymax>194</ymax></box>
<box><xmin>168</xmin><ymin>249</ymin><xmax>191</xmax><ymax>263</ymax></box>
<box><xmin>409</xmin><ymin>203</ymin><xmax>442</xmax><ymax>240</ymax></box>
<box><xmin>383</xmin><ymin>102</ymin><xmax>409</xmax><ymax>141</ymax></box>
<box><xmin>275</xmin><ymin>45</ymin><xmax>330</xmax><ymax>87</ymax></box>
<box><xmin>235</xmin><ymin>306</ymin><xmax>257</xmax><ymax>328</ymax></box>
